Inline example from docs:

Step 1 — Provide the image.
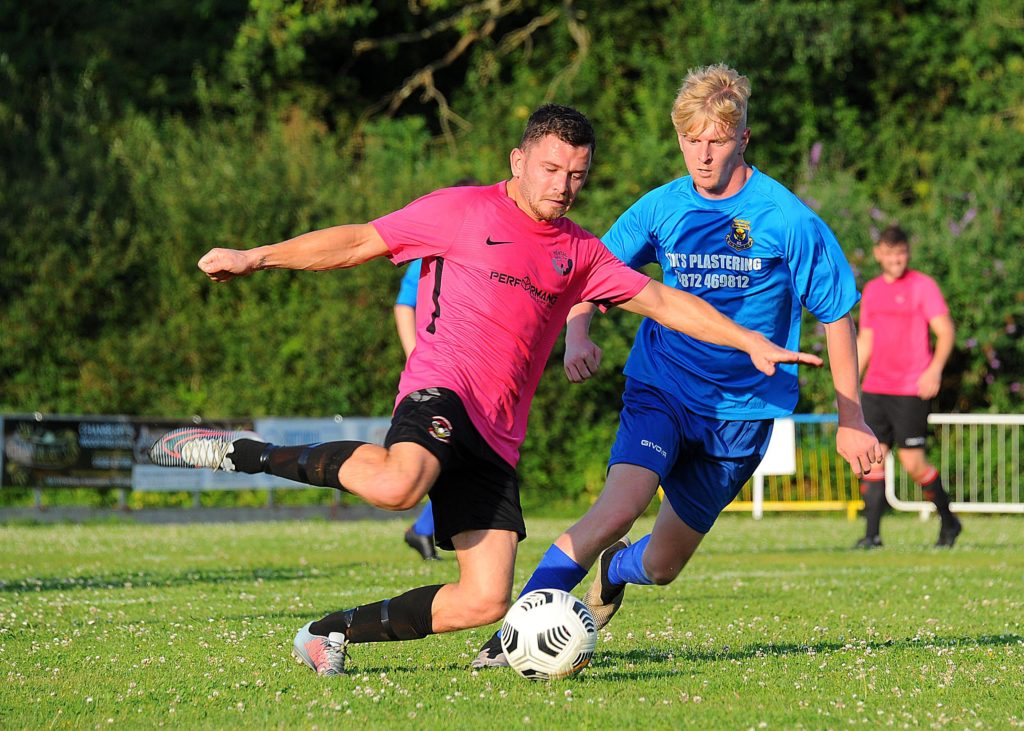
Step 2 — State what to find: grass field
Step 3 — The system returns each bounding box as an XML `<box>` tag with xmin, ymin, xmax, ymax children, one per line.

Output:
<box><xmin>2</xmin><ymin>513</ymin><xmax>1022</xmax><ymax>729</ymax></box>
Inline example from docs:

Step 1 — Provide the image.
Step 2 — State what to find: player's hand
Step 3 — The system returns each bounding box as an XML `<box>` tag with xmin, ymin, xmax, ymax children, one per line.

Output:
<box><xmin>564</xmin><ymin>333</ymin><xmax>602</xmax><ymax>383</ymax></box>
<box><xmin>198</xmin><ymin>248</ymin><xmax>254</xmax><ymax>282</ymax></box>
<box><xmin>745</xmin><ymin>332</ymin><xmax>823</xmax><ymax>376</ymax></box>
<box><xmin>916</xmin><ymin>367</ymin><xmax>941</xmax><ymax>400</ymax></box>
<box><xmin>837</xmin><ymin>417</ymin><xmax>883</xmax><ymax>478</ymax></box>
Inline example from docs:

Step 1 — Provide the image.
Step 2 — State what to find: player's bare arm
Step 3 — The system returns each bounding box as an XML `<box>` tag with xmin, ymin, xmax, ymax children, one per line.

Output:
<box><xmin>824</xmin><ymin>314</ymin><xmax>883</xmax><ymax>476</ymax></box>
<box><xmin>198</xmin><ymin>224</ymin><xmax>390</xmax><ymax>282</ymax></box>
<box><xmin>621</xmin><ymin>281</ymin><xmax>824</xmax><ymax>375</ymax></box>
<box><xmin>918</xmin><ymin>313</ymin><xmax>955</xmax><ymax>399</ymax></box>
<box><xmin>394</xmin><ymin>304</ymin><xmax>417</xmax><ymax>360</ymax></box>
<box><xmin>855</xmin><ymin>326</ymin><xmax>873</xmax><ymax>378</ymax></box>
<box><xmin>563</xmin><ymin>302</ymin><xmax>602</xmax><ymax>383</ymax></box>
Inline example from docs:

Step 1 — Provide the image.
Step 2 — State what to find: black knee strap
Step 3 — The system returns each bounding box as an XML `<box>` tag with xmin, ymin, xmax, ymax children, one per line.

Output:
<box><xmin>296</xmin><ymin>443</ymin><xmax>321</xmax><ymax>484</ymax></box>
<box><xmin>380</xmin><ymin>599</ymin><xmax>399</xmax><ymax>641</ymax></box>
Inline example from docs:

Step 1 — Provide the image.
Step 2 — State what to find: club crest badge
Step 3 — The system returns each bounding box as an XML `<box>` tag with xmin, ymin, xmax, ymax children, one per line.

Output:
<box><xmin>428</xmin><ymin>416</ymin><xmax>453</xmax><ymax>443</ymax></box>
<box><xmin>551</xmin><ymin>250</ymin><xmax>574</xmax><ymax>276</ymax></box>
<box><xmin>726</xmin><ymin>219</ymin><xmax>754</xmax><ymax>251</ymax></box>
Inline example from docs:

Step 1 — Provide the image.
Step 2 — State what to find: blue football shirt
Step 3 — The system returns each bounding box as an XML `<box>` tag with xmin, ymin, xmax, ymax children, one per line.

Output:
<box><xmin>395</xmin><ymin>259</ymin><xmax>422</xmax><ymax>308</ymax></box>
<box><xmin>603</xmin><ymin>167</ymin><xmax>859</xmax><ymax>419</ymax></box>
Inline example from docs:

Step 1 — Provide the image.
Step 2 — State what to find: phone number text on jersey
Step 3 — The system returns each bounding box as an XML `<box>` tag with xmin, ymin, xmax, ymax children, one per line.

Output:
<box><xmin>677</xmin><ymin>273</ymin><xmax>751</xmax><ymax>289</ymax></box>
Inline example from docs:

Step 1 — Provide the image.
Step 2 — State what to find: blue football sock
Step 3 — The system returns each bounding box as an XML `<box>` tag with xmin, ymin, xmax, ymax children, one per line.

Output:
<box><xmin>607</xmin><ymin>534</ymin><xmax>654</xmax><ymax>586</ymax></box>
<box><xmin>495</xmin><ymin>544</ymin><xmax>587</xmax><ymax>641</ymax></box>
<box><xmin>412</xmin><ymin>500</ymin><xmax>434</xmax><ymax>536</ymax></box>
<box><xmin>518</xmin><ymin>544</ymin><xmax>588</xmax><ymax>598</ymax></box>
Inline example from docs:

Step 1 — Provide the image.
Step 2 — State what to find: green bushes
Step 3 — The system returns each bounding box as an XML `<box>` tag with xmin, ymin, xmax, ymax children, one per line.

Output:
<box><xmin>2</xmin><ymin>0</ymin><xmax>1021</xmax><ymax>507</ymax></box>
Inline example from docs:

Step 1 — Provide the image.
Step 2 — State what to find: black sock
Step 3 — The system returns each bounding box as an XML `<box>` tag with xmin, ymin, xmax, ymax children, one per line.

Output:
<box><xmin>861</xmin><ymin>479</ymin><xmax>886</xmax><ymax>538</ymax></box>
<box><xmin>310</xmin><ymin>585</ymin><xmax>443</xmax><ymax>643</ymax></box>
<box><xmin>230</xmin><ymin>439</ymin><xmax>364</xmax><ymax>489</ymax></box>
<box><xmin>920</xmin><ymin>473</ymin><xmax>954</xmax><ymax>522</ymax></box>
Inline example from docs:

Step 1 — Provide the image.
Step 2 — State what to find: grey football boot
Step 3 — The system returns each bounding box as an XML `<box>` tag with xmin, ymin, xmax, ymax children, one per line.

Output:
<box><xmin>292</xmin><ymin>621</ymin><xmax>348</xmax><ymax>676</ymax></box>
<box><xmin>148</xmin><ymin>427</ymin><xmax>262</xmax><ymax>470</ymax></box>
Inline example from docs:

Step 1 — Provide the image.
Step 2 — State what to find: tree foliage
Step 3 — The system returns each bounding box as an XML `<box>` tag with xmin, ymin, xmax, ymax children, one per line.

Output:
<box><xmin>2</xmin><ymin>0</ymin><xmax>1021</xmax><ymax>505</ymax></box>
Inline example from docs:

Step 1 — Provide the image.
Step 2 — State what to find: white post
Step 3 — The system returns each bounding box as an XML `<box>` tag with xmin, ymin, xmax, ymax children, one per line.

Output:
<box><xmin>753</xmin><ymin>474</ymin><xmax>765</xmax><ymax>520</ymax></box>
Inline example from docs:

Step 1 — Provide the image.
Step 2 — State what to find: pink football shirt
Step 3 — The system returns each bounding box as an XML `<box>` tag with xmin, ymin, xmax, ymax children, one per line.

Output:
<box><xmin>860</xmin><ymin>269</ymin><xmax>949</xmax><ymax>396</ymax></box>
<box><xmin>372</xmin><ymin>182</ymin><xmax>650</xmax><ymax>466</ymax></box>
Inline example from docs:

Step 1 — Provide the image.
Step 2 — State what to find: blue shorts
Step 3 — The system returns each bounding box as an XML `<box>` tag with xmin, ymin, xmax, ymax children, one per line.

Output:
<box><xmin>608</xmin><ymin>378</ymin><xmax>773</xmax><ymax>533</ymax></box>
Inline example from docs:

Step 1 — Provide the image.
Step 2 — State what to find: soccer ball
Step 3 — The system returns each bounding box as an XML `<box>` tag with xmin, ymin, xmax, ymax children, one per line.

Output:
<box><xmin>499</xmin><ymin>589</ymin><xmax>597</xmax><ymax>680</ymax></box>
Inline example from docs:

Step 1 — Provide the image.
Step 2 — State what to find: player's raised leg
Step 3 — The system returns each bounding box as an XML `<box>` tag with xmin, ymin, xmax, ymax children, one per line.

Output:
<box><xmin>150</xmin><ymin>427</ymin><xmax>440</xmax><ymax>511</ymax></box>
<box><xmin>585</xmin><ymin>495</ymin><xmax>706</xmax><ymax>617</ymax></box>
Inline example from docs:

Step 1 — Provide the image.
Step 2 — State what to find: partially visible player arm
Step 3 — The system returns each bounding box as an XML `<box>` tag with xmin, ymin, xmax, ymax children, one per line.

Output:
<box><xmin>394</xmin><ymin>304</ymin><xmax>417</xmax><ymax>360</ymax></box>
<box><xmin>620</xmin><ymin>280</ymin><xmax>823</xmax><ymax>376</ymax></box>
<box><xmin>918</xmin><ymin>313</ymin><xmax>954</xmax><ymax>400</ymax></box>
<box><xmin>824</xmin><ymin>314</ymin><xmax>883</xmax><ymax>477</ymax></box>
<box><xmin>198</xmin><ymin>224</ymin><xmax>390</xmax><ymax>282</ymax></box>
<box><xmin>563</xmin><ymin>303</ymin><xmax>602</xmax><ymax>383</ymax></box>
<box><xmin>856</xmin><ymin>326</ymin><xmax>873</xmax><ymax>378</ymax></box>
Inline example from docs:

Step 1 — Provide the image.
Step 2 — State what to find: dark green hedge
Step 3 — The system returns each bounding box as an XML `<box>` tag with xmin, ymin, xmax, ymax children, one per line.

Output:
<box><xmin>2</xmin><ymin>0</ymin><xmax>1021</xmax><ymax>508</ymax></box>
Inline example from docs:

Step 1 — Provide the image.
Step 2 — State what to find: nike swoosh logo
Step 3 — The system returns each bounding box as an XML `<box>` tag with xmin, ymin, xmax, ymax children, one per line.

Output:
<box><xmin>486</xmin><ymin>237</ymin><xmax>514</xmax><ymax>246</ymax></box>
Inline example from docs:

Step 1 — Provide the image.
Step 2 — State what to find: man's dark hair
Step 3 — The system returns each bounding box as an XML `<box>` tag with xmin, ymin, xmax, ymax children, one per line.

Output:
<box><xmin>877</xmin><ymin>224</ymin><xmax>909</xmax><ymax>247</ymax></box>
<box><xmin>520</xmin><ymin>104</ymin><xmax>596</xmax><ymax>152</ymax></box>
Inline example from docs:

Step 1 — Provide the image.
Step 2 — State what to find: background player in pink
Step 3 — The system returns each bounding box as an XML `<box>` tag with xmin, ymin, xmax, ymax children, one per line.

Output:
<box><xmin>856</xmin><ymin>224</ymin><xmax>960</xmax><ymax>548</ymax></box>
<box><xmin>149</xmin><ymin>105</ymin><xmax>823</xmax><ymax>676</ymax></box>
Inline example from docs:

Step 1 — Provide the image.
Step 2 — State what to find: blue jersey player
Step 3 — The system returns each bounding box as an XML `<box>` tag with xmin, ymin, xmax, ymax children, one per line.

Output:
<box><xmin>473</xmin><ymin>63</ymin><xmax>881</xmax><ymax>667</ymax></box>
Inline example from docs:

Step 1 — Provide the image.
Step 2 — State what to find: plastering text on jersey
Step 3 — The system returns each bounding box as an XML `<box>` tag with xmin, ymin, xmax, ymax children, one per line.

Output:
<box><xmin>666</xmin><ymin>252</ymin><xmax>763</xmax><ymax>271</ymax></box>
<box><xmin>489</xmin><ymin>271</ymin><xmax>559</xmax><ymax>305</ymax></box>
<box><xmin>666</xmin><ymin>252</ymin><xmax>762</xmax><ymax>290</ymax></box>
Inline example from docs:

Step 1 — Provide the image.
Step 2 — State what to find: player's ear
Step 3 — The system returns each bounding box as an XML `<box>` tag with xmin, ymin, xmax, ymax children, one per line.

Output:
<box><xmin>739</xmin><ymin>128</ymin><xmax>750</xmax><ymax>155</ymax></box>
<box><xmin>509</xmin><ymin>147</ymin><xmax>525</xmax><ymax>178</ymax></box>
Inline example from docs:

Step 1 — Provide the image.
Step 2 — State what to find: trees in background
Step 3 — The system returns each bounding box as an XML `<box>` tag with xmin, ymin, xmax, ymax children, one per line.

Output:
<box><xmin>2</xmin><ymin>0</ymin><xmax>1021</xmax><ymax>504</ymax></box>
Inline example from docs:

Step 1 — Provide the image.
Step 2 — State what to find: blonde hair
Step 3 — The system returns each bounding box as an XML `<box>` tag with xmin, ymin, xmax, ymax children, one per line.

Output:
<box><xmin>671</xmin><ymin>64</ymin><xmax>751</xmax><ymax>136</ymax></box>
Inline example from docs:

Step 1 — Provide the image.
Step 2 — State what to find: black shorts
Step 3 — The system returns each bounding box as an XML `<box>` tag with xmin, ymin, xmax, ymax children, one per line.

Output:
<box><xmin>385</xmin><ymin>388</ymin><xmax>526</xmax><ymax>551</ymax></box>
<box><xmin>862</xmin><ymin>392</ymin><xmax>931</xmax><ymax>449</ymax></box>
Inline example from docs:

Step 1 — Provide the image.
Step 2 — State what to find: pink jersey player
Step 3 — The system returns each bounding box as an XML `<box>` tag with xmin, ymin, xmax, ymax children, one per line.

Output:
<box><xmin>855</xmin><ymin>225</ymin><xmax>959</xmax><ymax>551</ymax></box>
<box><xmin>860</xmin><ymin>269</ymin><xmax>949</xmax><ymax>396</ymax></box>
<box><xmin>374</xmin><ymin>181</ymin><xmax>648</xmax><ymax>466</ymax></box>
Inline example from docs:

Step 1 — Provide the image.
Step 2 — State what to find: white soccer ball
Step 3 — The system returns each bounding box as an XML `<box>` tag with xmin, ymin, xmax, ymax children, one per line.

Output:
<box><xmin>499</xmin><ymin>589</ymin><xmax>597</xmax><ymax>681</ymax></box>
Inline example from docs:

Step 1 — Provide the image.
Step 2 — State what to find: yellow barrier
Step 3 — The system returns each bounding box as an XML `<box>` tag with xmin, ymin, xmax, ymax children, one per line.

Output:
<box><xmin>657</xmin><ymin>487</ymin><xmax>864</xmax><ymax>521</ymax></box>
<box><xmin>723</xmin><ymin>500</ymin><xmax>864</xmax><ymax>521</ymax></box>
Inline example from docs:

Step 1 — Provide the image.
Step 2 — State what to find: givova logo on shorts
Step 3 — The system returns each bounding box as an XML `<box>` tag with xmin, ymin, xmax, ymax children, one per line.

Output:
<box><xmin>641</xmin><ymin>439</ymin><xmax>668</xmax><ymax>459</ymax></box>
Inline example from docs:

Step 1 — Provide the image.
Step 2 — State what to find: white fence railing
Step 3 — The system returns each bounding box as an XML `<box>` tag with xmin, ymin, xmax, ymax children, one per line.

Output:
<box><xmin>886</xmin><ymin>414</ymin><xmax>1024</xmax><ymax>515</ymax></box>
<box><xmin>733</xmin><ymin>413</ymin><xmax>1024</xmax><ymax>518</ymax></box>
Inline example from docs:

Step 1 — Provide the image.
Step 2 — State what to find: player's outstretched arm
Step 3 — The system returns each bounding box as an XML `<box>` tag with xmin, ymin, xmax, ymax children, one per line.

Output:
<box><xmin>198</xmin><ymin>224</ymin><xmax>390</xmax><ymax>282</ymax></box>
<box><xmin>824</xmin><ymin>314</ymin><xmax>883</xmax><ymax>477</ymax></box>
<box><xmin>620</xmin><ymin>281</ymin><xmax>823</xmax><ymax>376</ymax></box>
<box><xmin>564</xmin><ymin>302</ymin><xmax>602</xmax><ymax>383</ymax></box>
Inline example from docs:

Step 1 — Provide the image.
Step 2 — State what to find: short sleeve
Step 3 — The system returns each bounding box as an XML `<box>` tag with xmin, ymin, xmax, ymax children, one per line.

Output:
<box><xmin>577</xmin><ymin>236</ymin><xmax>650</xmax><ymax>306</ymax></box>
<box><xmin>372</xmin><ymin>188</ymin><xmax>465</xmax><ymax>264</ymax></box>
<box><xmin>859</xmin><ymin>282</ymin><xmax>877</xmax><ymax>329</ymax></box>
<box><xmin>787</xmin><ymin>213</ymin><xmax>860</xmax><ymax>322</ymax></box>
<box><xmin>601</xmin><ymin>196</ymin><xmax>660</xmax><ymax>269</ymax></box>
<box><xmin>917</xmin><ymin>274</ymin><xmax>949</xmax><ymax>321</ymax></box>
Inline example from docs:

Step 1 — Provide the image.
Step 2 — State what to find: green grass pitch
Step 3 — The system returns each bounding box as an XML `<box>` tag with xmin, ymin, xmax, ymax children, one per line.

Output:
<box><xmin>2</xmin><ymin>514</ymin><xmax>1022</xmax><ymax>728</ymax></box>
